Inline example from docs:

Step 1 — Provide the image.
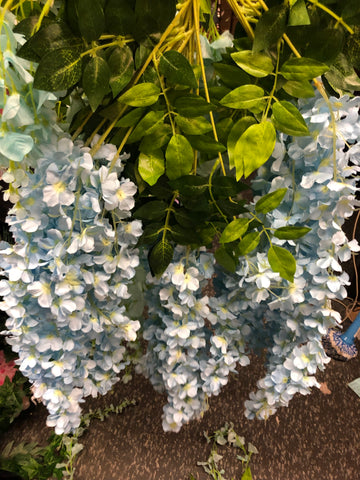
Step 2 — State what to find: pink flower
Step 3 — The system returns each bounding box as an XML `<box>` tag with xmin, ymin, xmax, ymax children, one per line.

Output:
<box><xmin>0</xmin><ymin>350</ymin><xmax>17</xmax><ymax>385</ymax></box>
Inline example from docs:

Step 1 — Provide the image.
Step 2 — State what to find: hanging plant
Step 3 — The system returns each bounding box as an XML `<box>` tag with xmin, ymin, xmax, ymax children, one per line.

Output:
<box><xmin>1</xmin><ymin>0</ymin><xmax>360</xmax><ymax>433</ymax></box>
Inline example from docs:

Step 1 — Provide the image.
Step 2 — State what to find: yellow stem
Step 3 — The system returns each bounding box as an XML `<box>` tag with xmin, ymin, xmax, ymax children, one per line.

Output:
<box><xmin>71</xmin><ymin>111</ymin><xmax>93</xmax><ymax>141</ymax></box>
<box><xmin>227</xmin><ymin>0</ymin><xmax>255</xmax><ymax>39</ymax></box>
<box><xmin>193</xmin><ymin>0</ymin><xmax>226</xmax><ymax>176</ymax></box>
<box><xmin>306</xmin><ymin>0</ymin><xmax>354</xmax><ymax>34</ymax></box>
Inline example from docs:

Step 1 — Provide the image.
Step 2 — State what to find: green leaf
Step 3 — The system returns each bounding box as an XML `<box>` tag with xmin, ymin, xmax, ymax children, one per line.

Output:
<box><xmin>241</xmin><ymin>466</ymin><xmax>253</xmax><ymax>480</ymax></box>
<box><xmin>171</xmin><ymin>224</ymin><xmax>200</xmax><ymax>245</ymax></box>
<box><xmin>165</xmin><ymin>134</ymin><xmax>193</xmax><ymax>180</ymax></box>
<box><xmin>271</xmin><ymin>101</ymin><xmax>310</xmax><ymax>136</ymax></box>
<box><xmin>134</xmin><ymin>200</ymin><xmax>167</xmax><ymax>220</ymax></box>
<box><xmin>288</xmin><ymin>0</ymin><xmax>310</xmax><ymax>26</ymax></box>
<box><xmin>17</xmin><ymin>22</ymin><xmax>82</xmax><ymax>62</ymax></box>
<box><xmin>213</xmin><ymin>63</ymin><xmax>251</xmax><ymax>88</ymax></box>
<box><xmin>174</xmin><ymin>95</ymin><xmax>213</xmax><ymax>117</ymax></box>
<box><xmin>128</xmin><ymin>110</ymin><xmax>165</xmax><ymax>143</ymax></box>
<box><xmin>255</xmin><ymin>188</ymin><xmax>287</xmax><ymax>214</ymax></box>
<box><xmin>175</xmin><ymin>115</ymin><xmax>212</xmax><ymax>135</ymax></box>
<box><xmin>135</xmin><ymin>0</ymin><xmax>176</xmax><ymax>36</ymax></box>
<box><xmin>253</xmin><ymin>4</ymin><xmax>288</xmax><ymax>52</ymax></box>
<box><xmin>82</xmin><ymin>56</ymin><xmax>110</xmax><ymax>111</ymax></box>
<box><xmin>169</xmin><ymin>175</ymin><xmax>208</xmax><ymax>196</ymax></box>
<box><xmin>212</xmin><ymin>176</ymin><xmax>249</xmax><ymax>197</ymax></box>
<box><xmin>108</xmin><ymin>45</ymin><xmax>134</xmax><ymax>97</ymax></box>
<box><xmin>273</xmin><ymin>226</ymin><xmax>311</xmax><ymax>240</ymax></box>
<box><xmin>234</xmin><ymin>121</ymin><xmax>276</xmax><ymax>180</ymax></box>
<box><xmin>227</xmin><ymin>116</ymin><xmax>257</xmax><ymax>170</ymax></box>
<box><xmin>280</xmin><ymin>57</ymin><xmax>329</xmax><ymax>80</ymax></box>
<box><xmin>220</xmin><ymin>218</ymin><xmax>249</xmax><ymax>243</ymax></box>
<box><xmin>140</xmin><ymin>124</ymin><xmax>172</xmax><ymax>151</ymax></box>
<box><xmin>105</xmin><ymin>0</ymin><xmax>135</xmax><ymax>36</ymax></box>
<box><xmin>231</xmin><ymin>50</ymin><xmax>273</xmax><ymax>78</ymax></box>
<box><xmin>268</xmin><ymin>245</ymin><xmax>296</xmax><ymax>282</ymax></box>
<box><xmin>33</xmin><ymin>47</ymin><xmax>82</xmax><ymax>91</ymax></box>
<box><xmin>159</xmin><ymin>50</ymin><xmax>197</xmax><ymax>88</ymax></box>
<box><xmin>238</xmin><ymin>231</ymin><xmax>261</xmax><ymax>255</ymax></box>
<box><xmin>214</xmin><ymin>245</ymin><xmax>237</xmax><ymax>272</ymax></box>
<box><xmin>138</xmin><ymin>149</ymin><xmax>165</xmax><ymax>186</ymax></box>
<box><xmin>282</xmin><ymin>79</ymin><xmax>315</xmax><ymax>98</ymax></box>
<box><xmin>138</xmin><ymin>223</ymin><xmax>163</xmax><ymax>245</ymax></box>
<box><xmin>117</xmin><ymin>83</ymin><xmax>160</xmax><ymax>107</ymax></box>
<box><xmin>324</xmin><ymin>53</ymin><xmax>360</xmax><ymax>94</ymax></box>
<box><xmin>186</xmin><ymin>135</ymin><xmax>226</xmax><ymax>154</ymax></box>
<box><xmin>115</xmin><ymin>108</ymin><xmax>146</xmax><ymax>127</ymax></box>
<box><xmin>220</xmin><ymin>85</ymin><xmax>266</xmax><ymax>112</ymax></box>
<box><xmin>217</xmin><ymin>198</ymin><xmax>248</xmax><ymax>217</ymax></box>
<box><xmin>78</xmin><ymin>0</ymin><xmax>105</xmax><ymax>42</ymax></box>
<box><xmin>149</xmin><ymin>240</ymin><xmax>174</xmax><ymax>276</ymax></box>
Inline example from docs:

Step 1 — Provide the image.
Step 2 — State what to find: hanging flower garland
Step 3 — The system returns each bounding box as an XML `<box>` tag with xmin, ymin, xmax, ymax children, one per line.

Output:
<box><xmin>1</xmin><ymin>1</ymin><xmax>360</xmax><ymax>434</ymax></box>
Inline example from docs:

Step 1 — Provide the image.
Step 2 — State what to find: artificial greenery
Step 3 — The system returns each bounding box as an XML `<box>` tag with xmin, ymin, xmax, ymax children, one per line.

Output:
<box><xmin>0</xmin><ymin>398</ymin><xmax>135</xmax><ymax>480</ymax></box>
<box><xmin>1</xmin><ymin>0</ymin><xmax>360</xmax><ymax>435</ymax></box>
<box><xmin>191</xmin><ymin>422</ymin><xmax>258</xmax><ymax>480</ymax></box>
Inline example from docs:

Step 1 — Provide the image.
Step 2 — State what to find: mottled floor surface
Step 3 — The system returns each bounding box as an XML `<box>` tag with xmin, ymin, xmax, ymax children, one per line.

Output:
<box><xmin>1</xmin><ymin>350</ymin><xmax>359</xmax><ymax>480</ymax></box>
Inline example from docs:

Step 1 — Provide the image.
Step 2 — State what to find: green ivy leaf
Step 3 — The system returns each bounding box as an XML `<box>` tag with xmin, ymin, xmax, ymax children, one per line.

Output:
<box><xmin>282</xmin><ymin>79</ymin><xmax>315</xmax><ymax>98</ymax></box>
<box><xmin>33</xmin><ymin>47</ymin><xmax>82</xmax><ymax>91</ymax></box>
<box><xmin>117</xmin><ymin>83</ymin><xmax>160</xmax><ymax>107</ymax></box>
<box><xmin>138</xmin><ymin>149</ymin><xmax>165</xmax><ymax>186</ymax></box>
<box><xmin>234</xmin><ymin>121</ymin><xmax>276</xmax><ymax>180</ymax></box>
<box><xmin>78</xmin><ymin>0</ymin><xmax>105</xmax><ymax>42</ymax></box>
<box><xmin>148</xmin><ymin>240</ymin><xmax>174</xmax><ymax>276</ymax></box>
<box><xmin>238</xmin><ymin>231</ymin><xmax>262</xmax><ymax>255</ymax></box>
<box><xmin>280</xmin><ymin>57</ymin><xmax>329</xmax><ymax>80</ymax></box>
<box><xmin>271</xmin><ymin>100</ymin><xmax>310</xmax><ymax>136</ymax></box>
<box><xmin>134</xmin><ymin>200</ymin><xmax>167</xmax><ymax>220</ymax></box>
<box><xmin>165</xmin><ymin>134</ymin><xmax>193</xmax><ymax>180</ymax></box>
<box><xmin>174</xmin><ymin>95</ymin><xmax>214</xmax><ymax>117</ymax></box>
<box><xmin>220</xmin><ymin>85</ymin><xmax>266</xmax><ymax>112</ymax></box>
<box><xmin>175</xmin><ymin>115</ymin><xmax>213</xmax><ymax>135</ymax></box>
<box><xmin>108</xmin><ymin>45</ymin><xmax>134</xmax><ymax>97</ymax></box>
<box><xmin>288</xmin><ymin>0</ymin><xmax>310</xmax><ymax>26</ymax></box>
<box><xmin>255</xmin><ymin>188</ymin><xmax>287</xmax><ymax>214</ymax></box>
<box><xmin>128</xmin><ymin>110</ymin><xmax>165</xmax><ymax>143</ymax></box>
<box><xmin>253</xmin><ymin>4</ymin><xmax>288</xmax><ymax>52</ymax></box>
<box><xmin>231</xmin><ymin>50</ymin><xmax>273</xmax><ymax>77</ymax></box>
<box><xmin>169</xmin><ymin>175</ymin><xmax>208</xmax><ymax>196</ymax></box>
<box><xmin>186</xmin><ymin>135</ymin><xmax>226</xmax><ymax>154</ymax></box>
<box><xmin>227</xmin><ymin>116</ymin><xmax>257</xmax><ymax>170</ymax></box>
<box><xmin>273</xmin><ymin>226</ymin><xmax>311</xmax><ymax>239</ymax></box>
<box><xmin>220</xmin><ymin>218</ymin><xmax>249</xmax><ymax>243</ymax></box>
<box><xmin>82</xmin><ymin>56</ymin><xmax>110</xmax><ymax>111</ymax></box>
<box><xmin>268</xmin><ymin>245</ymin><xmax>296</xmax><ymax>282</ymax></box>
<box><xmin>159</xmin><ymin>50</ymin><xmax>197</xmax><ymax>88</ymax></box>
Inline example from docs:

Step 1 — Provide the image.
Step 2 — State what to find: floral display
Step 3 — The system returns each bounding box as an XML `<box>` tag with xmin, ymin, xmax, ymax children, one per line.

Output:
<box><xmin>1</xmin><ymin>0</ymin><xmax>360</xmax><ymax>434</ymax></box>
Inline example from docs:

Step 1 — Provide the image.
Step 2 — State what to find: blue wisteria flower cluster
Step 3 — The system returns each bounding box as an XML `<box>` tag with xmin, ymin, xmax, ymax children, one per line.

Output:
<box><xmin>0</xmin><ymin>134</ymin><xmax>143</xmax><ymax>434</ymax></box>
<box><xmin>227</xmin><ymin>93</ymin><xmax>360</xmax><ymax>419</ymax></box>
<box><xmin>138</xmin><ymin>247</ymin><xmax>250</xmax><ymax>431</ymax></box>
